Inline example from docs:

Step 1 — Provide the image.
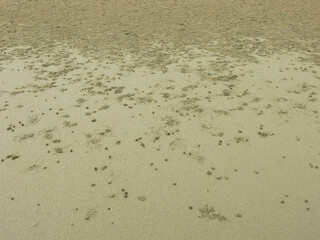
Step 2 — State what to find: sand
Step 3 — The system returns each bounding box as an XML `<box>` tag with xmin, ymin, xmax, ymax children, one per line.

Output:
<box><xmin>0</xmin><ymin>1</ymin><xmax>320</xmax><ymax>240</ymax></box>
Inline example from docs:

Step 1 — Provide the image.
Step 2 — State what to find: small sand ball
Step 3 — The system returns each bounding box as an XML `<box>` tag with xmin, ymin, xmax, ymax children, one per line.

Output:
<box><xmin>138</xmin><ymin>196</ymin><xmax>146</xmax><ymax>201</ymax></box>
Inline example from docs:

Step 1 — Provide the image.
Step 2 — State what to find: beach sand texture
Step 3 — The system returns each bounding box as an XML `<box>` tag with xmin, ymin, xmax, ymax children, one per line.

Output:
<box><xmin>0</xmin><ymin>0</ymin><xmax>320</xmax><ymax>239</ymax></box>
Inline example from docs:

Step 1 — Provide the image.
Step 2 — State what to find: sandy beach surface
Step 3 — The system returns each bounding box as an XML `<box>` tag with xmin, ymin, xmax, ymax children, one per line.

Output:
<box><xmin>1</xmin><ymin>1</ymin><xmax>320</xmax><ymax>239</ymax></box>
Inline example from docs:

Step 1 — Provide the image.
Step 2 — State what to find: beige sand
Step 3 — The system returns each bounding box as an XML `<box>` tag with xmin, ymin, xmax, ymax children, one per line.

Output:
<box><xmin>0</xmin><ymin>1</ymin><xmax>320</xmax><ymax>240</ymax></box>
